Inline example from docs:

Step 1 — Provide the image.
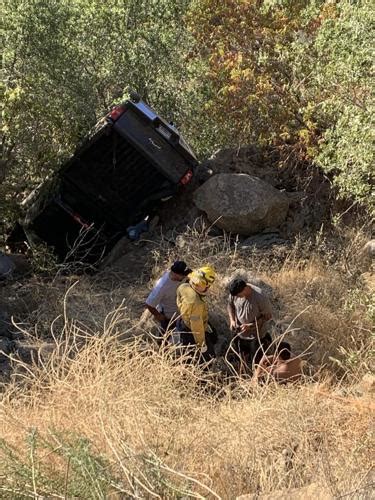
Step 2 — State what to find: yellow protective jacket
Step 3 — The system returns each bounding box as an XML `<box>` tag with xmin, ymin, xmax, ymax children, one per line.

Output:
<box><xmin>176</xmin><ymin>283</ymin><xmax>208</xmax><ymax>346</ymax></box>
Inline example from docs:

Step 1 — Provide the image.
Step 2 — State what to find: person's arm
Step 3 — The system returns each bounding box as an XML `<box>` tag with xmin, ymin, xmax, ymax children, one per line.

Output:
<box><xmin>189</xmin><ymin>301</ymin><xmax>206</xmax><ymax>346</ymax></box>
<box><xmin>190</xmin><ymin>301</ymin><xmax>206</xmax><ymax>348</ymax></box>
<box><xmin>258</xmin><ymin>293</ymin><xmax>272</xmax><ymax>323</ymax></box>
<box><xmin>145</xmin><ymin>304</ymin><xmax>166</xmax><ymax>323</ymax></box>
<box><xmin>145</xmin><ymin>276</ymin><xmax>166</xmax><ymax>323</ymax></box>
<box><xmin>252</xmin><ymin>355</ymin><xmax>276</xmax><ymax>384</ymax></box>
<box><xmin>253</xmin><ymin>356</ymin><xmax>271</xmax><ymax>382</ymax></box>
<box><xmin>190</xmin><ymin>317</ymin><xmax>206</xmax><ymax>347</ymax></box>
<box><xmin>227</xmin><ymin>299</ymin><xmax>237</xmax><ymax>331</ymax></box>
<box><xmin>273</xmin><ymin>358</ymin><xmax>302</xmax><ymax>382</ymax></box>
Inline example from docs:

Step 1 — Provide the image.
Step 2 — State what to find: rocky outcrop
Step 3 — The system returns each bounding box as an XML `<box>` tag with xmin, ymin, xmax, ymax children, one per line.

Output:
<box><xmin>0</xmin><ymin>336</ymin><xmax>13</xmax><ymax>363</ymax></box>
<box><xmin>193</xmin><ymin>174</ymin><xmax>289</xmax><ymax>235</ymax></box>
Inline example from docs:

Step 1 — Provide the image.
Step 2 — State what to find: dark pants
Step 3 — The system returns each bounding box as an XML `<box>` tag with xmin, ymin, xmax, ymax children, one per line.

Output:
<box><xmin>159</xmin><ymin>318</ymin><xmax>176</xmax><ymax>337</ymax></box>
<box><xmin>176</xmin><ymin>319</ymin><xmax>217</xmax><ymax>361</ymax></box>
<box><xmin>235</xmin><ymin>332</ymin><xmax>272</xmax><ymax>368</ymax></box>
<box><xmin>153</xmin><ymin>318</ymin><xmax>177</xmax><ymax>344</ymax></box>
<box><xmin>160</xmin><ymin>318</ymin><xmax>177</xmax><ymax>333</ymax></box>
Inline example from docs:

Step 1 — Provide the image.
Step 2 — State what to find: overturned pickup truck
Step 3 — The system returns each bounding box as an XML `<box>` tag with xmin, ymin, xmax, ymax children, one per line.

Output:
<box><xmin>8</xmin><ymin>94</ymin><xmax>197</xmax><ymax>263</ymax></box>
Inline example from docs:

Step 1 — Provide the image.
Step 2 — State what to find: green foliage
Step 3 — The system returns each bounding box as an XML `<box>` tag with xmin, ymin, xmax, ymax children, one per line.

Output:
<box><xmin>28</xmin><ymin>243</ymin><xmax>59</xmax><ymax>275</ymax></box>
<box><xmin>312</xmin><ymin>1</ymin><xmax>374</xmax><ymax>209</ymax></box>
<box><xmin>0</xmin><ymin>430</ymin><xmax>203</xmax><ymax>498</ymax></box>
<box><xmin>1</xmin><ymin>0</ymin><xmax>373</xmax><ymax>235</ymax></box>
<box><xmin>188</xmin><ymin>0</ymin><xmax>323</xmax><ymax>150</ymax></box>
<box><xmin>188</xmin><ymin>0</ymin><xmax>374</xmax><ymax>211</ymax></box>
<box><xmin>0</xmin><ymin>430</ymin><xmax>114</xmax><ymax>498</ymax></box>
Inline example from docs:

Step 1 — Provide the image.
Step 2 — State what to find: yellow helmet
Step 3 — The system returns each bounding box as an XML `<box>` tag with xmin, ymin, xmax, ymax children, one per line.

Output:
<box><xmin>199</xmin><ymin>265</ymin><xmax>216</xmax><ymax>285</ymax></box>
<box><xmin>189</xmin><ymin>266</ymin><xmax>216</xmax><ymax>291</ymax></box>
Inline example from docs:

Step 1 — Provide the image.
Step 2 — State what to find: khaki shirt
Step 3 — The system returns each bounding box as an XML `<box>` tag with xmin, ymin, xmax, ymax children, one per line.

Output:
<box><xmin>177</xmin><ymin>283</ymin><xmax>208</xmax><ymax>346</ymax></box>
<box><xmin>229</xmin><ymin>283</ymin><xmax>272</xmax><ymax>338</ymax></box>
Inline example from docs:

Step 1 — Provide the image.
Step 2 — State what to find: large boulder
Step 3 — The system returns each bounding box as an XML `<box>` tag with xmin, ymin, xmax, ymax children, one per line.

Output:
<box><xmin>193</xmin><ymin>174</ymin><xmax>289</xmax><ymax>235</ymax></box>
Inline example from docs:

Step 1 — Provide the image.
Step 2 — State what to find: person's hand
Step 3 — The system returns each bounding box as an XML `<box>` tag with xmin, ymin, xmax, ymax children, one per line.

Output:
<box><xmin>157</xmin><ymin>313</ymin><xmax>167</xmax><ymax>323</ymax></box>
<box><xmin>199</xmin><ymin>343</ymin><xmax>208</xmax><ymax>353</ymax></box>
<box><xmin>261</xmin><ymin>356</ymin><xmax>271</xmax><ymax>368</ymax></box>
<box><xmin>240</xmin><ymin>323</ymin><xmax>255</xmax><ymax>336</ymax></box>
<box><xmin>229</xmin><ymin>320</ymin><xmax>237</xmax><ymax>332</ymax></box>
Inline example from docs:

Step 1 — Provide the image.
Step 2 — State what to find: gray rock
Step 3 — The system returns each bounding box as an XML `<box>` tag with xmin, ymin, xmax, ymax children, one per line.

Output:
<box><xmin>193</xmin><ymin>174</ymin><xmax>289</xmax><ymax>235</ymax></box>
<box><xmin>0</xmin><ymin>360</ymin><xmax>11</xmax><ymax>385</ymax></box>
<box><xmin>287</xmin><ymin>212</ymin><xmax>305</xmax><ymax>233</ymax></box>
<box><xmin>0</xmin><ymin>251</ymin><xmax>31</xmax><ymax>279</ymax></box>
<box><xmin>0</xmin><ymin>312</ymin><xmax>12</xmax><ymax>339</ymax></box>
<box><xmin>8</xmin><ymin>254</ymin><xmax>31</xmax><ymax>277</ymax></box>
<box><xmin>14</xmin><ymin>342</ymin><xmax>55</xmax><ymax>366</ymax></box>
<box><xmin>99</xmin><ymin>236</ymin><xmax>134</xmax><ymax>268</ymax></box>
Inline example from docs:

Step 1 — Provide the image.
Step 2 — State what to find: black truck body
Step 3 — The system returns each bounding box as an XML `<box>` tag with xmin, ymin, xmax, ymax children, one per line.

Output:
<box><xmin>8</xmin><ymin>96</ymin><xmax>197</xmax><ymax>262</ymax></box>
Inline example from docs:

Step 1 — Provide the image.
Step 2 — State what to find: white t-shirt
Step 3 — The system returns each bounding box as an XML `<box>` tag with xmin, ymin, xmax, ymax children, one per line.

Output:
<box><xmin>146</xmin><ymin>271</ymin><xmax>182</xmax><ymax>319</ymax></box>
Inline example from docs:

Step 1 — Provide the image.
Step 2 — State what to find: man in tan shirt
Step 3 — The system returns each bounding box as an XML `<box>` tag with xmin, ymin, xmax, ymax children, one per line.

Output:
<box><xmin>227</xmin><ymin>278</ymin><xmax>273</xmax><ymax>367</ymax></box>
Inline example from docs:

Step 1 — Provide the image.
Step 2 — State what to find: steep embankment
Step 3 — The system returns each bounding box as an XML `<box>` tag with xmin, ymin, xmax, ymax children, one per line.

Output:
<box><xmin>0</xmin><ymin>221</ymin><xmax>373</xmax><ymax>498</ymax></box>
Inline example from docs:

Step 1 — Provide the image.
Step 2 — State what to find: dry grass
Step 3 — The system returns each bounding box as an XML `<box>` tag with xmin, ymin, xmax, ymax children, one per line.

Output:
<box><xmin>0</xmin><ymin>223</ymin><xmax>373</xmax><ymax>498</ymax></box>
<box><xmin>1</xmin><ymin>325</ymin><xmax>373</xmax><ymax>498</ymax></box>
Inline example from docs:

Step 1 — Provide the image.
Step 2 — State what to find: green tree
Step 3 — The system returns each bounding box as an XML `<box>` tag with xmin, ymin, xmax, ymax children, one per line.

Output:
<box><xmin>312</xmin><ymin>0</ymin><xmax>374</xmax><ymax>208</ymax></box>
<box><xmin>188</xmin><ymin>0</ymin><xmax>374</xmax><ymax>210</ymax></box>
<box><xmin>187</xmin><ymin>0</ymin><xmax>323</xmax><ymax>151</ymax></box>
<box><xmin>1</xmin><ymin>0</ymin><xmax>198</xmax><ymax>234</ymax></box>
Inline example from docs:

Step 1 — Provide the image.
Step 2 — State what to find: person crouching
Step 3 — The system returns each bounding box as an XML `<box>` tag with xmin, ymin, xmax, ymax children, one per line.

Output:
<box><xmin>145</xmin><ymin>260</ymin><xmax>191</xmax><ymax>336</ymax></box>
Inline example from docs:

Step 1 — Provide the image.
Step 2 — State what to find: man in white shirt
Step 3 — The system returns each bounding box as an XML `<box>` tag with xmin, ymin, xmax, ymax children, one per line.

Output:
<box><xmin>145</xmin><ymin>260</ymin><xmax>191</xmax><ymax>334</ymax></box>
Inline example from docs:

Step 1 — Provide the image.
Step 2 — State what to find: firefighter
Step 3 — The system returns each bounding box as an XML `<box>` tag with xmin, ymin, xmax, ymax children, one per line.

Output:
<box><xmin>176</xmin><ymin>265</ymin><xmax>216</xmax><ymax>358</ymax></box>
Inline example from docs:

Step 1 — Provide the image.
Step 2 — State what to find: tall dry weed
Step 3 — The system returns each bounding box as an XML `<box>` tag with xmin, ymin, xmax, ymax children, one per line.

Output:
<box><xmin>1</xmin><ymin>312</ymin><xmax>374</xmax><ymax>498</ymax></box>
